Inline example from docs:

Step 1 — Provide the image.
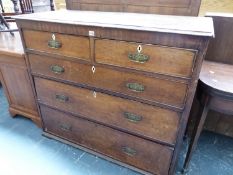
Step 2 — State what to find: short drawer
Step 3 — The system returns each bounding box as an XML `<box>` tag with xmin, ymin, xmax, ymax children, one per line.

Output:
<box><xmin>23</xmin><ymin>30</ymin><xmax>90</xmax><ymax>60</ymax></box>
<box><xmin>41</xmin><ymin>105</ymin><xmax>173</xmax><ymax>175</ymax></box>
<box><xmin>35</xmin><ymin>77</ymin><xmax>180</xmax><ymax>145</ymax></box>
<box><xmin>30</xmin><ymin>54</ymin><xmax>188</xmax><ymax>108</ymax></box>
<box><xmin>95</xmin><ymin>39</ymin><xmax>196</xmax><ymax>78</ymax></box>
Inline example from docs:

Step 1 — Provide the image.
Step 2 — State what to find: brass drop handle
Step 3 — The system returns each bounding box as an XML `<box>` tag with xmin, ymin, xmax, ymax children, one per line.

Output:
<box><xmin>128</xmin><ymin>53</ymin><xmax>150</xmax><ymax>63</ymax></box>
<box><xmin>48</xmin><ymin>34</ymin><xmax>62</xmax><ymax>49</ymax></box>
<box><xmin>122</xmin><ymin>146</ymin><xmax>137</xmax><ymax>156</ymax></box>
<box><xmin>126</xmin><ymin>82</ymin><xmax>145</xmax><ymax>92</ymax></box>
<box><xmin>128</xmin><ymin>45</ymin><xmax>150</xmax><ymax>63</ymax></box>
<box><xmin>55</xmin><ymin>94</ymin><xmax>69</xmax><ymax>102</ymax></box>
<box><xmin>50</xmin><ymin>65</ymin><xmax>65</xmax><ymax>74</ymax></box>
<box><xmin>59</xmin><ymin>123</ymin><xmax>72</xmax><ymax>132</ymax></box>
<box><xmin>124</xmin><ymin>112</ymin><xmax>142</xmax><ymax>123</ymax></box>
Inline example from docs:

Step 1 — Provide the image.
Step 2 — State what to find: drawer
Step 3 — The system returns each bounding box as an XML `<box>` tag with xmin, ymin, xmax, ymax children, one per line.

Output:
<box><xmin>95</xmin><ymin>39</ymin><xmax>196</xmax><ymax>78</ymax></box>
<box><xmin>35</xmin><ymin>77</ymin><xmax>180</xmax><ymax>145</ymax></box>
<box><xmin>30</xmin><ymin>54</ymin><xmax>188</xmax><ymax>108</ymax></box>
<box><xmin>41</xmin><ymin>105</ymin><xmax>173</xmax><ymax>175</ymax></box>
<box><xmin>23</xmin><ymin>30</ymin><xmax>90</xmax><ymax>60</ymax></box>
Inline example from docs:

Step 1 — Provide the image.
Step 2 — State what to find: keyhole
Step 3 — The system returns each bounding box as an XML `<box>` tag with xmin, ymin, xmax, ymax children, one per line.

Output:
<box><xmin>52</xmin><ymin>34</ymin><xmax>56</xmax><ymax>40</ymax></box>
<box><xmin>137</xmin><ymin>45</ymin><xmax>142</xmax><ymax>53</ymax></box>
<box><xmin>93</xmin><ymin>91</ymin><xmax>97</xmax><ymax>98</ymax></box>
<box><xmin>92</xmin><ymin>66</ymin><xmax>96</xmax><ymax>73</ymax></box>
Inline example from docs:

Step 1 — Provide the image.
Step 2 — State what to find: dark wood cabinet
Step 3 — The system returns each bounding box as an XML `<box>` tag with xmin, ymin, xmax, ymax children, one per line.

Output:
<box><xmin>65</xmin><ymin>0</ymin><xmax>202</xmax><ymax>16</ymax></box>
<box><xmin>15</xmin><ymin>10</ymin><xmax>213</xmax><ymax>175</ymax></box>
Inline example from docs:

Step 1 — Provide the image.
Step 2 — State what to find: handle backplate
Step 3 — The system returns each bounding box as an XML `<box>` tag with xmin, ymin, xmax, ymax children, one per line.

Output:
<box><xmin>55</xmin><ymin>94</ymin><xmax>69</xmax><ymax>102</ymax></box>
<box><xmin>122</xmin><ymin>146</ymin><xmax>137</xmax><ymax>156</ymax></box>
<box><xmin>48</xmin><ymin>34</ymin><xmax>62</xmax><ymax>49</ymax></box>
<box><xmin>59</xmin><ymin>123</ymin><xmax>72</xmax><ymax>132</ymax></box>
<box><xmin>128</xmin><ymin>53</ymin><xmax>149</xmax><ymax>63</ymax></box>
<box><xmin>50</xmin><ymin>65</ymin><xmax>65</xmax><ymax>74</ymax></box>
<box><xmin>124</xmin><ymin>112</ymin><xmax>142</xmax><ymax>123</ymax></box>
<box><xmin>126</xmin><ymin>82</ymin><xmax>145</xmax><ymax>92</ymax></box>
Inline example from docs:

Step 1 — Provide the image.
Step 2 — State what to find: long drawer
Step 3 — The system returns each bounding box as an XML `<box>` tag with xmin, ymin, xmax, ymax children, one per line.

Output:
<box><xmin>95</xmin><ymin>39</ymin><xmax>196</xmax><ymax>78</ymax></box>
<box><xmin>23</xmin><ymin>30</ymin><xmax>90</xmax><ymax>60</ymax></box>
<box><xmin>29</xmin><ymin>54</ymin><xmax>188</xmax><ymax>108</ymax></box>
<box><xmin>41</xmin><ymin>105</ymin><xmax>173</xmax><ymax>175</ymax></box>
<box><xmin>35</xmin><ymin>77</ymin><xmax>180</xmax><ymax>145</ymax></box>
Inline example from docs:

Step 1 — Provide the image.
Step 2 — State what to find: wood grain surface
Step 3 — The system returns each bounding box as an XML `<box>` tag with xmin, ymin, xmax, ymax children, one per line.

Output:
<box><xmin>29</xmin><ymin>54</ymin><xmax>188</xmax><ymax>109</ymax></box>
<box><xmin>55</xmin><ymin>0</ymin><xmax>233</xmax><ymax>16</ymax></box>
<box><xmin>64</xmin><ymin>0</ymin><xmax>201</xmax><ymax>16</ymax></box>
<box><xmin>16</xmin><ymin>9</ymin><xmax>212</xmax><ymax>175</ymax></box>
<box><xmin>23</xmin><ymin>30</ymin><xmax>90</xmax><ymax>60</ymax></box>
<box><xmin>95</xmin><ymin>39</ymin><xmax>196</xmax><ymax>78</ymax></box>
<box><xmin>0</xmin><ymin>31</ymin><xmax>40</xmax><ymax>126</ymax></box>
<box><xmin>35</xmin><ymin>77</ymin><xmax>180</xmax><ymax>145</ymax></box>
<box><xmin>41</xmin><ymin>105</ymin><xmax>173</xmax><ymax>175</ymax></box>
<box><xmin>14</xmin><ymin>10</ymin><xmax>214</xmax><ymax>36</ymax></box>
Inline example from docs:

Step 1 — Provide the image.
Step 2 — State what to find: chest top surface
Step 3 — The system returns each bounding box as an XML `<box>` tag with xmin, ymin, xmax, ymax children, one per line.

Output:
<box><xmin>14</xmin><ymin>10</ymin><xmax>214</xmax><ymax>37</ymax></box>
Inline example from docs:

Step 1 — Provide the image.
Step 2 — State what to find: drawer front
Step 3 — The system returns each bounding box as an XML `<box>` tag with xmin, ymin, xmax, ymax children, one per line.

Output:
<box><xmin>35</xmin><ymin>77</ymin><xmax>180</xmax><ymax>144</ymax></box>
<box><xmin>95</xmin><ymin>39</ymin><xmax>196</xmax><ymax>78</ymax></box>
<box><xmin>29</xmin><ymin>54</ymin><xmax>188</xmax><ymax>108</ymax></box>
<box><xmin>41</xmin><ymin>105</ymin><xmax>173</xmax><ymax>175</ymax></box>
<box><xmin>23</xmin><ymin>30</ymin><xmax>90</xmax><ymax>60</ymax></box>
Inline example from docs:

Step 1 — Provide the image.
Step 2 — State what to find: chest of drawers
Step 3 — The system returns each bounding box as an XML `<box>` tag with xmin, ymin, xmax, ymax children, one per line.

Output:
<box><xmin>15</xmin><ymin>10</ymin><xmax>214</xmax><ymax>175</ymax></box>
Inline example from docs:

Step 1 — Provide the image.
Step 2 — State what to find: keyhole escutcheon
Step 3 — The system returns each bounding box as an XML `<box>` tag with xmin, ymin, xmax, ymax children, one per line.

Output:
<box><xmin>137</xmin><ymin>45</ymin><xmax>142</xmax><ymax>53</ymax></box>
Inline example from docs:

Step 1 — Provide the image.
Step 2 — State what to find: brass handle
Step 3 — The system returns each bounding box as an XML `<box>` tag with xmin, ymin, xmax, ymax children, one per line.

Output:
<box><xmin>124</xmin><ymin>112</ymin><xmax>142</xmax><ymax>123</ymax></box>
<box><xmin>126</xmin><ymin>82</ymin><xmax>145</xmax><ymax>92</ymax></box>
<box><xmin>122</xmin><ymin>146</ymin><xmax>137</xmax><ymax>156</ymax></box>
<box><xmin>48</xmin><ymin>39</ymin><xmax>62</xmax><ymax>49</ymax></box>
<box><xmin>48</xmin><ymin>34</ymin><xmax>62</xmax><ymax>49</ymax></box>
<box><xmin>59</xmin><ymin>123</ymin><xmax>72</xmax><ymax>131</ymax></box>
<box><xmin>128</xmin><ymin>52</ymin><xmax>150</xmax><ymax>63</ymax></box>
<box><xmin>50</xmin><ymin>65</ymin><xmax>65</xmax><ymax>74</ymax></box>
<box><xmin>55</xmin><ymin>94</ymin><xmax>69</xmax><ymax>102</ymax></box>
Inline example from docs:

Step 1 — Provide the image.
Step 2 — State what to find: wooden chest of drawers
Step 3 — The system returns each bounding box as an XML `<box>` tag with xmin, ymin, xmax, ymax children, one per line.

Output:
<box><xmin>15</xmin><ymin>10</ymin><xmax>214</xmax><ymax>175</ymax></box>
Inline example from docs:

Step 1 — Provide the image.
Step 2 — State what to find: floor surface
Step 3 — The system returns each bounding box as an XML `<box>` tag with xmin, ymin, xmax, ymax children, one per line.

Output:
<box><xmin>0</xmin><ymin>87</ymin><xmax>233</xmax><ymax>175</ymax></box>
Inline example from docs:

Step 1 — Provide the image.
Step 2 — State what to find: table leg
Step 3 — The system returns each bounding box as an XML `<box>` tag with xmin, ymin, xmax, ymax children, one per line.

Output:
<box><xmin>183</xmin><ymin>95</ymin><xmax>210</xmax><ymax>172</ymax></box>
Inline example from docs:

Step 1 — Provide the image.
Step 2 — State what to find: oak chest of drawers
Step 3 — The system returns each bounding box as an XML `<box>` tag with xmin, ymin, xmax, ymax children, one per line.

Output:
<box><xmin>15</xmin><ymin>10</ymin><xmax>214</xmax><ymax>175</ymax></box>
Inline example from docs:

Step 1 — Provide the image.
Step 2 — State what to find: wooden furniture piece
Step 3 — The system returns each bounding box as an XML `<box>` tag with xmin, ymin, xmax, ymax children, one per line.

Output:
<box><xmin>15</xmin><ymin>10</ymin><xmax>213</xmax><ymax>175</ymax></box>
<box><xmin>19</xmin><ymin>0</ymin><xmax>34</xmax><ymax>13</ymax></box>
<box><xmin>19</xmin><ymin>0</ymin><xmax>55</xmax><ymax>13</ymax></box>
<box><xmin>0</xmin><ymin>30</ymin><xmax>40</xmax><ymax>127</ymax></box>
<box><xmin>183</xmin><ymin>13</ymin><xmax>233</xmax><ymax>172</ymax></box>
<box><xmin>65</xmin><ymin>0</ymin><xmax>201</xmax><ymax>16</ymax></box>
